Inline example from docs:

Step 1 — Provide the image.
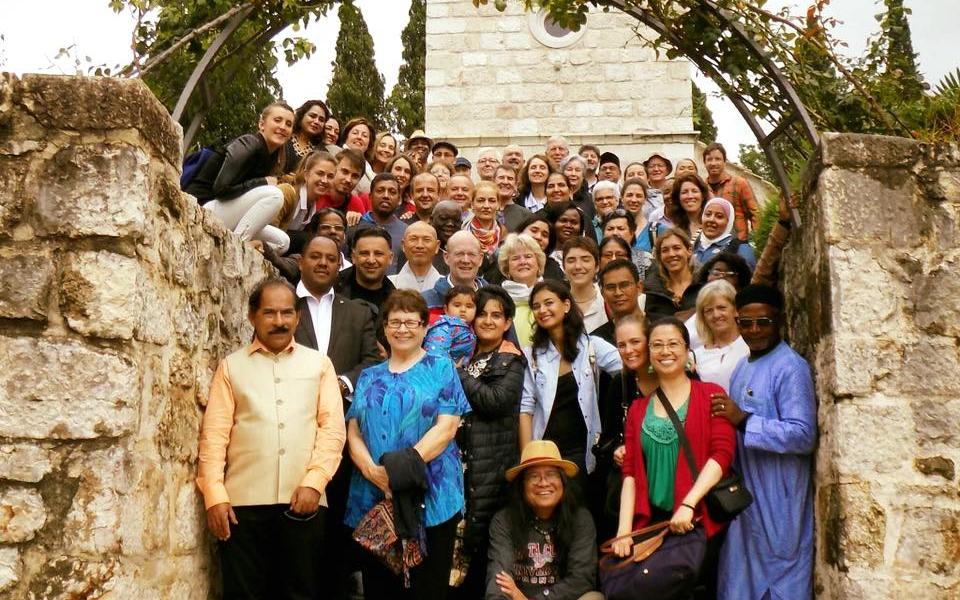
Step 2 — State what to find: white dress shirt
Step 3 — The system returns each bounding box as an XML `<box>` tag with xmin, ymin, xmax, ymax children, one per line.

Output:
<box><xmin>296</xmin><ymin>281</ymin><xmax>335</xmax><ymax>355</ymax></box>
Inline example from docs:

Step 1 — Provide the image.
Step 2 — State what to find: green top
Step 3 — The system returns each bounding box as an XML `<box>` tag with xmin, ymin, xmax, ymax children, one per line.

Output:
<box><xmin>641</xmin><ymin>398</ymin><xmax>688</xmax><ymax>513</ymax></box>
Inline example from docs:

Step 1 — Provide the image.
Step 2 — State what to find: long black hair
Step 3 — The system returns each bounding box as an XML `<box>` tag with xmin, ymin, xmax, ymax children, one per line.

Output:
<box><xmin>530</xmin><ymin>279</ymin><xmax>585</xmax><ymax>364</ymax></box>
<box><xmin>505</xmin><ymin>469</ymin><xmax>580</xmax><ymax>575</ymax></box>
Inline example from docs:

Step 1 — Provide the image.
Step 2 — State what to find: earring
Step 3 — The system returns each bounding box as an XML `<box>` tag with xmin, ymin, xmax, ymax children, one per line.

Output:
<box><xmin>647</xmin><ymin>364</ymin><xmax>655</xmax><ymax>375</ymax></box>
<box><xmin>685</xmin><ymin>359</ymin><xmax>693</xmax><ymax>371</ymax></box>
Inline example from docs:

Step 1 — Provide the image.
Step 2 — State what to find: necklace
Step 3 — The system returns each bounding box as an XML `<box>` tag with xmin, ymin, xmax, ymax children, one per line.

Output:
<box><xmin>572</xmin><ymin>288</ymin><xmax>595</xmax><ymax>304</ymax></box>
<box><xmin>530</xmin><ymin>518</ymin><xmax>555</xmax><ymax>545</ymax></box>
<box><xmin>291</xmin><ymin>134</ymin><xmax>314</xmax><ymax>157</ymax></box>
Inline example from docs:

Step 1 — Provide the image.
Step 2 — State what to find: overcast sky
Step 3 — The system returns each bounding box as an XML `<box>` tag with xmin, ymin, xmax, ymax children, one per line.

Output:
<box><xmin>2</xmin><ymin>0</ymin><xmax>956</xmax><ymax>159</ymax></box>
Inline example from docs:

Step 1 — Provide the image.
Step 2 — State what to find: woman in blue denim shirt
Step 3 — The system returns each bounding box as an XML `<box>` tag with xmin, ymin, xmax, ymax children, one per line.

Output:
<box><xmin>519</xmin><ymin>280</ymin><xmax>622</xmax><ymax>481</ymax></box>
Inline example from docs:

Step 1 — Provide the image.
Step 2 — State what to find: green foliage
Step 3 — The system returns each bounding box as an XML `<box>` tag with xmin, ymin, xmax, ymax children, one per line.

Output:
<box><xmin>750</xmin><ymin>190</ymin><xmax>781</xmax><ymax>256</ymax></box>
<box><xmin>108</xmin><ymin>1</ymin><xmax>334</xmax><ymax>150</ymax></box>
<box><xmin>326</xmin><ymin>0</ymin><xmax>386</xmax><ymax>129</ymax></box>
<box><xmin>384</xmin><ymin>0</ymin><xmax>426</xmax><ymax>136</ymax></box>
<box><xmin>692</xmin><ymin>83</ymin><xmax>717</xmax><ymax>143</ymax></box>
<box><xmin>738</xmin><ymin>144</ymin><xmax>774</xmax><ymax>184</ymax></box>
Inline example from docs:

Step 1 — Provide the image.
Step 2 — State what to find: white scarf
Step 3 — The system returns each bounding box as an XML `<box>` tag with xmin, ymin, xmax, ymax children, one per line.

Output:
<box><xmin>502</xmin><ymin>278</ymin><xmax>539</xmax><ymax>305</ymax></box>
<box><xmin>698</xmin><ymin>197</ymin><xmax>736</xmax><ymax>251</ymax></box>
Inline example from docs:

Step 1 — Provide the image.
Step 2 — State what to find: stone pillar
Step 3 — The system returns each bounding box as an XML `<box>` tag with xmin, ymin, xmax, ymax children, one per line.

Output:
<box><xmin>0</xmin><ymin>73</ymin><xmax>273</xmax><ymax>598</ymax></box>
<box><xmin>784</xmin><ymin>133</ymin><xmax>960</xmax><ymax>598</ymax></box>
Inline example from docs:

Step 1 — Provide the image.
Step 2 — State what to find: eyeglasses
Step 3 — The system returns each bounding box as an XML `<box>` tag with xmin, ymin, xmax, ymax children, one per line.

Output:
<box><xmin>709</xmin><ymin>268</ymin><xmax>737</xmax><ymax>278</ymax></box>
<box><xmin>524</xmin><ymin>470</ymin><xmax>562</xmax><ymax>484</ymax></box>
<box><xmin>650</xmin><ymin>340</ymin><xmax>685</xmax><ymax>353</ymax></box>
<box><xmin>386</xmin><ymin>319</ymin><xmax>423</xmax><ymax>331</ymax></box>
<box><xmin>319</xmin><ymin>224</ymin><xmax>346</xmax><ymax>233</ymax></box>
<box><xmin>736</xmin><ymin>317</ymin><xmax>776</xmax><ymax>328</ymax></box>
<box><xmin>602</xmin><ymin>281</ymin><xmax>635</xmax><ymax>293</ymax></box>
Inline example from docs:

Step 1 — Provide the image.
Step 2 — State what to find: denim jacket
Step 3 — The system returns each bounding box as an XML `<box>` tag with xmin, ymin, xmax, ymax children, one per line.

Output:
<box><xmin>521</xmin><ymin>334</ymin><xmax>622</xmax><ymax>473</ymax></box>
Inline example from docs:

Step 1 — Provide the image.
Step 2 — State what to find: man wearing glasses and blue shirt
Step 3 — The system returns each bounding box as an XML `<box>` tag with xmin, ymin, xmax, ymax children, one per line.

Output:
<box><xmin>710</xmin><ymin>284</ymin><xmax>817</xmax><ymax>600</ymax></box>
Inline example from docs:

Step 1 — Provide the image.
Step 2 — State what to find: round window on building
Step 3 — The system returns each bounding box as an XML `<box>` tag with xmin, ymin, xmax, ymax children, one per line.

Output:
<box><xmin>528</xmin><ymin>9</ymin><xmax>586</xmax><ymax>49</ymax></box>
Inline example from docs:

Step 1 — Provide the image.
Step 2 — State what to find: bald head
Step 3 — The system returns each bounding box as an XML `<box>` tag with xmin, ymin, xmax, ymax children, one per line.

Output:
<box><xmin>445</xmin><ymin>230</ymin><xmax>484</xmax><ymax>286</ymax></box>
<box><xmin>401</xmin><ymin>221</ymin><xmax>440</xmax><ymax>268</ymax></box>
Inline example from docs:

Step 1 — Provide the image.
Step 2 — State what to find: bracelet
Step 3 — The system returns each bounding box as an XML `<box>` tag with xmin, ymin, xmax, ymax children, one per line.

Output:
<box><xmin>681</xmin><ymin>502</ymin><xmax>695</xmax><ymax>511</ymax></box>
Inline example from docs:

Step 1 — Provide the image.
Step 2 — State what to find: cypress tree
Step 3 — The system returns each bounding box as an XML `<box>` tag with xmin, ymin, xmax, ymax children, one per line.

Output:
<box><xmin>326</xmin><ymin>0</ymin><xmax>386</xmax><ymax>128</ymax></box>
<box><xmin>384</xmin><ymin>0</ymin><xmax>426</xmax><ymax>136</ymax></box>
<box><xmin>877</xmin><ymin>0</ymin><xmax>924</xmax><ymax>101</ymax></box>
<box><xmin>692</xmin><ymin>82</ymin><xmax>717</xmax><ymax>143</ymax></box>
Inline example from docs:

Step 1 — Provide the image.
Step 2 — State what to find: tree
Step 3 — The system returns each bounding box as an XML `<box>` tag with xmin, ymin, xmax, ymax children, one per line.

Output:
<box><xmin>106</xmin><ymin>1</ymin><xmax>333</xmax><ymax>150</ymax></box>
<box><xmin>384</xmin><ymin>0</ymin><xmax>426</xmax><ymax>136</ymax></box>
<box><xmin>874</xmin><ymin>0</ymin><xmax>924</xmax><ymax>102</ymax></box>
<box><xmin>692</xmin><ymin>82</ymin><xmax>718</xmax><ymax>143</ymax></box>
<box><xmin>326</xmin><ymin>0</ymin><xmax>386</xmax><ymax>128</ymax></box>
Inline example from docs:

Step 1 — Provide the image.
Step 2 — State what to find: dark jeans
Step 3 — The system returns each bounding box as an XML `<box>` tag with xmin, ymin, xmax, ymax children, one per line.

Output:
<box><xmin>219</xmin><ymin>504</ymin><xmax>325</xmax><ymax>600</ymax></box>
<box><xmin>359</xmin><ymin>515</ymin><xmax>459</xmax><ymax>600</ymax></box>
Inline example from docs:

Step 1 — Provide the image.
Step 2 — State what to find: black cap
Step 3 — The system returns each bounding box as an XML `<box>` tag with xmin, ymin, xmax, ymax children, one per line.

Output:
<box><xmin>735</xmin><ymin>284</ymin><xmax>784</xmax><ymax>310</ymax></box>
<box><xmin>599</xmin><ymin>151</ymin><xmax>620</xmax><ymax>168</ymax></box>
<box><xmin>432</xmin><ymin>140</ymin><xmax>459</xmax><ymax>156</ymax></box>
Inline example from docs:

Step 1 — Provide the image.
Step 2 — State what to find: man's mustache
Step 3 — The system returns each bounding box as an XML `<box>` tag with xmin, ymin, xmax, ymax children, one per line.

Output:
<box><xmin>269</xmin><ymin>327</ymin><xmax>290</xmax><ymax>334</ymax></box>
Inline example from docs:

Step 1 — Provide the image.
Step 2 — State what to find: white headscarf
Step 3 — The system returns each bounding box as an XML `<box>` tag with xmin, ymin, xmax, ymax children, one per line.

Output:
<box><xmin>698</xmin><ymin>197</ymin><xmax>736</xmax><ymax>250</ymax></box>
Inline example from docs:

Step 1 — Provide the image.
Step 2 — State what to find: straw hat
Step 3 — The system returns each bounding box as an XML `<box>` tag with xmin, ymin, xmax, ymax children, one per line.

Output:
<box><xmin>505</xmin><ymin>440</ymin><xmax>579</xmax><ymax>482</ymax></box>
<box><xmin>406</xmin><ymin>130</ymin><xmax>432</xmax><ymax>149</ymax></box>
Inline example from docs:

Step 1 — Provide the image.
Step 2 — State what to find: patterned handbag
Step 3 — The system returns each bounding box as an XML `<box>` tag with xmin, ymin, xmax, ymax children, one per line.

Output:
<box><xmin>352</xmin><ymin>499</ymin><xmax>424</xmax><ymax>586</ymax></box>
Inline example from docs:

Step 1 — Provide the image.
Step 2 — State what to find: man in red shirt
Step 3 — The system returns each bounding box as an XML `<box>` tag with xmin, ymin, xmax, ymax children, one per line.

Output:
<box><xmin>315</xmin><ymin>149</ymin><xmax>366</xmax><ymax>222</ymax></box>
<box><xmin>703</xmin><ymin>142</ymin><xmax>759</xmax><ymax>241</ymax></box>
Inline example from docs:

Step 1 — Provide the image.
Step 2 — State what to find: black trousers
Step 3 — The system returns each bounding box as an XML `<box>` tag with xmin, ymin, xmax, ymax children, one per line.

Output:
<box><xmin>318</xmin><ymin>457</ymin><xmax>359</xmax><ymax>600</ymax></box>
<box><xmin>219</xmin><ymin>504</ymin><xmax>325</xmax><ymax>600</ymax></box>
<box><xmin>359</xmin><ymin>515</ymin><xmax>459</xmax><ymax>600</ymax></box>
<box><xmin>448</xmin><ymin>543</ymin><xmax>489</xmax><ymax>600</ymax></box>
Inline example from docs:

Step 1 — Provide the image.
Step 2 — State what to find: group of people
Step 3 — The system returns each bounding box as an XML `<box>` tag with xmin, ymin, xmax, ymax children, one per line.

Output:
<box><xmin>193</xmin><ymin>99</ymin><xmax>815</xmax><ymax>600</ymax></box>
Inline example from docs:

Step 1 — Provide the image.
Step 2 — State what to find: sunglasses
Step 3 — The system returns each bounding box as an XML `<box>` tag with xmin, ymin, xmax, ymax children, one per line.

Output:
<box><xmin>735</xmin><ymin>317</ymin><xmax>776</xmax><ymax>328</ymax></box>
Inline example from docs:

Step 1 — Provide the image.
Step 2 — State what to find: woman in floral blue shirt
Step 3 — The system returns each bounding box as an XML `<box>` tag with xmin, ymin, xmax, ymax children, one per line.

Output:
<box><xmin>345</xmin><ymin>289</ymin><xmax>471</xmax><ymax>600</ymax></box>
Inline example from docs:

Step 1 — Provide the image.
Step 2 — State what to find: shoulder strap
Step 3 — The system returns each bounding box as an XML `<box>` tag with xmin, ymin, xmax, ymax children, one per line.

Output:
<box><xmin>654</xmin><ymin>388</ymin><xmax>700</xmax><ymax>480</ymax></box>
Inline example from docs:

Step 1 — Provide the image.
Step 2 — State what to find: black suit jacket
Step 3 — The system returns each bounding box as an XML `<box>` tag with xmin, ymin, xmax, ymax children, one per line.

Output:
<box><xmin>295</xmin><ymin>292</ymin><xmax>381</xmax><ymax>391</ymax></box>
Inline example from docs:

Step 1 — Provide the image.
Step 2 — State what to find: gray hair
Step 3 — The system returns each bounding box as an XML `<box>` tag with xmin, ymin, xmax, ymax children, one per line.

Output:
<box><xmin>547</xmin><ymin>135</ymin><xmax>569</xmax><ymax>150</ymax></box>
<box><xmin>478</xmin><ymin>147</ymin><xmax>502</xmax><ymax>162</ymax></box>
<box><xmin>593</xmin><ymin>179</ymin><xmax>620</xmax><ymax>200</ymax></box>
<box><xmin>559</xmin><ymin>154</ymin><xmax>587</xmax><ymax>172</ymax></box>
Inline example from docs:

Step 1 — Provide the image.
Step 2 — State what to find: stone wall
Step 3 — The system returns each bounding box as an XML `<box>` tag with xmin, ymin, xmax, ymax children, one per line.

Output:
<box><xmin>784</xmin><ymin>133</ymin><xmax>960</xmax><ymax>598</ymax></box>
<box><xmin>0</xmin><ymin>73</ymin><xmax>273</xmax><ymax>598</ymax></box>
<box><xmin>425</xmin><ymin>0</ymin><xmax>697</xmax><ymax>164</ymax></box>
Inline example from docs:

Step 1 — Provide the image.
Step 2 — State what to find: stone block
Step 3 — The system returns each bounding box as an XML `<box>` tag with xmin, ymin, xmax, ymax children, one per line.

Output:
<box><xmin>0</xmin><ymin>546</ymin><xmax>20</xmax><ymax>593</ymax></box>
<box><xmin>831</xmin><ymin>400</ymin><xmax>915</xmax><ymax>476</ymax></box>
<box><xmin>16</xmin><ymin>73</ymin><xmax>181</xmax><ymax>166</ymax></box>
<box><xmin>171</xmin><ymin>479</ymin><xmax>204</xmax><ymax>555</ymax></box>
<box><xmin>820</xmin><ymin>132</ymin><xmax>921</xmax><ymax>169</ymax></box>
<box><xmin>818</xmin><ymin>482</ymin><xmax>886</xmax><ymax>570</ymax></box>
<box><xmin>0</xmin><ymin>156</ymin><xmax>29</xmax><ymax>236</ymax></box>
<box><xmin>912</xmin><ymin>397</ymin><xmax>960</xmax><ymax>449</ymax></box>
<box><xmin>0</xmin><ymin>336</ymin><xmax>138</xmax><ymax>439</ymax></box>
<box><xmin>427</xmin><ymin>16</ymin><xmax>466</xmax><ymax>34</ymax></box>
<box><xmin>914</xmin><ymin>259</ymin><xmax>960</xmax><ymax>337</ymax></box>
<box><xmin>894</xmin><ymin>507</ymin><xmax>960</xmax><ymax>577</ymax></box>
<box><xmin>0</xmin><ymin>444</ymin><xmax>54</xmax><ymax>483</ymax></box>
<box><xmin>827</xmin><ymin>247</ymin><xmax>904</xmax><ymax>337</ymax></box>
<box><xmin>119</xmin><ymin>460</ymin><xmax>169</xmax><ymax>556</ymax></box>
<box><xmin>60</xmin><ymin>250</ymin><xmax>141</xmax><ymax>339</ymax></box>
<box><xmin>897</xmin><ymin>337</ymin><xmax>960</xmax><ymax>396</ymax></box>
<box><xmin>63</xmin><ymin>448</ymin><xmax>126</xmax><ymax>554</ymax></box>
<box><xmin>33</xmin><ymin>143</ymin><xmax>149</xmax><ymax>239</ymax></box>
<box><xmin>27</xmin><ymin>556</ymin><xmax>119</xmax><ymax>600</ymax></box>
<box><xmin>0</xmin><ymin>250</ymin><xmax>53</xmax><ymax>321</ymax></box>
<box><xmin>0</xmin><ymin>487</ymin><xmax>46</xmax><ymax>543</ymax></box>
<box><xmin>818</xmin><ymin>167</ymin><xmax>920</xmax><ymax>246</ymax></box>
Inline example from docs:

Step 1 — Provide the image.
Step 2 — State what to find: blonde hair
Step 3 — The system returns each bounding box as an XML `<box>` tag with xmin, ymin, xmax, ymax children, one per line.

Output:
<box><xmin>498</xmin><ymin>233</ymin><xmax>546</xmax><ymax>280</ymax></box>
<box><xmin>473</xmin><ymin>180</ymin><xmax>498</xmax><ymax>201</ymax></box>
<box><xmin>695</xmin><ymin>279</ymin><xmax>738</xmax><ymax>346</ymax></box>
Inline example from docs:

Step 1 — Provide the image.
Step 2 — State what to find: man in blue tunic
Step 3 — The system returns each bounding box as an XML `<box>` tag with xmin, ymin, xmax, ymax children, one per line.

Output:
<box><xmin>711</xmin><ymin>285</ymin><xmax>817</xmax><ymax>600</ymax></box>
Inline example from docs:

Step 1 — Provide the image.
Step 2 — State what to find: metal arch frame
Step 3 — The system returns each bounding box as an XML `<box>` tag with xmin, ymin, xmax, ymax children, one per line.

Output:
<box><xmin>171</xmin><ymin>0</ymin><xmax>818</xmax><ymax>220</ymax></box>
<box><xmin>605</xmin><ymin>0</ymin><xmax>817</xmax><ymax>223</ymax></box>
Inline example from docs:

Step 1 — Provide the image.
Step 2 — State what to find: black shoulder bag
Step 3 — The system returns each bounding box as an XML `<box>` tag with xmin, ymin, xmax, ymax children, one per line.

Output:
<box><xmin>654</xmin><ymin>388</ymin><xmax>752</xmax><ymax>522</ymax></box>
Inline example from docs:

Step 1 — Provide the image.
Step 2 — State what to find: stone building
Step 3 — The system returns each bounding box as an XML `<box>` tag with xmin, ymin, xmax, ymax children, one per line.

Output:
<box><xmin>424</xmin><ymin>0</ymin><xmax>697</xmax><ymax>167</ymax></box>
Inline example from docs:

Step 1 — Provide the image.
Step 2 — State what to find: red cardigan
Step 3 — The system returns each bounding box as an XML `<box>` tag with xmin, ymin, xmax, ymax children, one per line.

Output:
<box><xmin>621</xmin><ymin>380</ymin><xmax>736</xmax><ymax>538</ymax></box>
